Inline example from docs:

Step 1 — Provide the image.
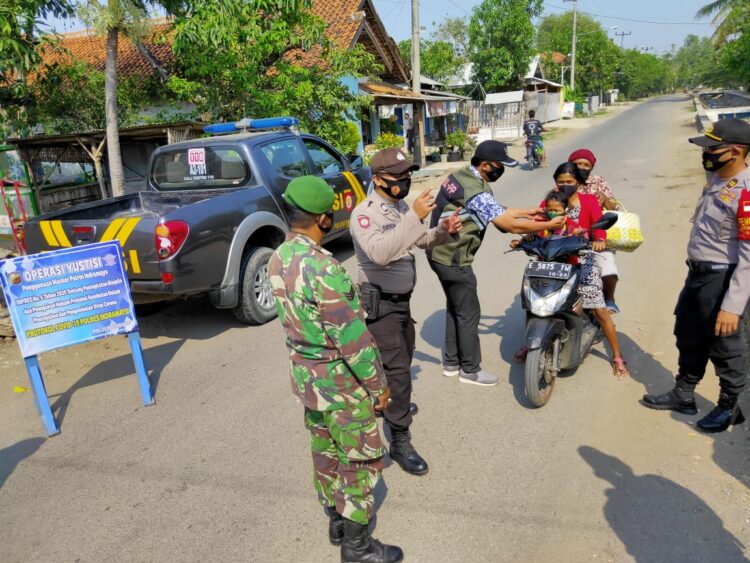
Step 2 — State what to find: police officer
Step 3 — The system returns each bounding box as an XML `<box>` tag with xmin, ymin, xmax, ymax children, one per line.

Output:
<box><xmin>427</xmin><ymin>140</ymin><xmax>566</xmax><ymax>385</ymax></box>
<box><xmin>642</xmin><ymin>118</ymin><xmax>750</xmax><ymax>433</ymax></box>
<box><xmin>350</xmin><ymin>148</ymin><xmax>462</xmax><ymax>476</ymax></box>
<box><xmin>268</xmin><ymin>176</ymin><xmax>403</xmax><ymax>563</ymax></box>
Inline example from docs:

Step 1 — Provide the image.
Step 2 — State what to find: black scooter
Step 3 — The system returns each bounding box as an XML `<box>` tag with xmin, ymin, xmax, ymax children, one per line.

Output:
<box><xmin>513</xmin><ymin>213</ymin><xmax>618</xmax><ymax>407</ymax></box>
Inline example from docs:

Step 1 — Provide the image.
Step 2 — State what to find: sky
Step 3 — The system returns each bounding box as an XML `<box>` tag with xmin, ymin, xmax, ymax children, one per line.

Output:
<box><xmin>45</xmin><ymin>0</ymin><xmax>717</xmax><ymax>56</ymax></box>
<box><xmin>372</xmin><ymin>0</ymin><xmax>716</xmax><ymax>55</ymax></box>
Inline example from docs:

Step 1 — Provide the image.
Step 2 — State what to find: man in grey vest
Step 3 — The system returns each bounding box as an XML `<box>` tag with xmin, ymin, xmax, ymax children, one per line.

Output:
<box><xmin>427</xmin><ymin>140</ymin><xmax>566</xmax><ymax>386</ymax></box>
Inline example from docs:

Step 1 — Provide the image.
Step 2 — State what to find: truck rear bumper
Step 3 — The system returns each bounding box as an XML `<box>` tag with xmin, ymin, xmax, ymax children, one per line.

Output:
<box><xmin>131</xmin><ymin>280</ymin><xmax>173</xmax><ymax>294</ymax></box>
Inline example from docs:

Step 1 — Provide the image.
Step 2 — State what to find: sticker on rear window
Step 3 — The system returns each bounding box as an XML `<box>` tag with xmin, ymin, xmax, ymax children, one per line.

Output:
<box><xmin>188</xmin><ymin>148</ymin><xmax>207</xmax><ymax>177</ymax></box>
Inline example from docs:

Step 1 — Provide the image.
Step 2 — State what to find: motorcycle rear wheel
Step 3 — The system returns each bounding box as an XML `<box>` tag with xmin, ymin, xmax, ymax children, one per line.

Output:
<box><xmin>524</xmin><ymin>344</ymin><xmax>556</xmax><ymax>407</ymax></box>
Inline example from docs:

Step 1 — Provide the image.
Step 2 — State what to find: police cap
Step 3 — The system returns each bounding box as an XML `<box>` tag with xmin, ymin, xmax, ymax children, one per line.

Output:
<box><xmin>283</xmin><ymin>175</ymin><xmax>335</xmax><ymax>214</ymax></box>
<box><xmin>689</xmin><ymin>118</ymin><xmax>750</xmax><ymax>148</ymax></box>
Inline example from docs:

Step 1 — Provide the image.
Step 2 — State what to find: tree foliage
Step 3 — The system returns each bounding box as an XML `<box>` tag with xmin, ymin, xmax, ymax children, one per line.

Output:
<box><xmin>432</xmin><ymin>16</ymin><xmax>470</xmax><ymax>61</ymax></box>
<box><xmin>537</xmin><ymin>12</ymin><xmax>619</xmax><ymax>94</ymax></box>
<box><xmin>669</xmin><ymin>34</ymin><xmax>731</xmax><ymax>89</ymax></box>
<box><xmin>397</xmin><ymin>38</ymin><xmax>463</xmax><ymax>84</ymax></box>
<box><xmin>168</xmin><ymin>0</ymin><xmax>378</xmax><ymax>153</ymax></box>
<box><xmin>468</xmin><ymin>0</ymin><xmax>543</xmax><ymax>92</ymax></box>
<box><xmin>615</xmin><ymin>50</ymin><xmax>671</xmax><ymax>99</ymax></box>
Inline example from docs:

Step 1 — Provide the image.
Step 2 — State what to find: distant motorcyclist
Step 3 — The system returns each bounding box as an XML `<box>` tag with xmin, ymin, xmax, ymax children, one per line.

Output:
<box><xmin>523</xmin><ymin>110</ymin><xmax>547</xmax><ymax>167</ymax></box>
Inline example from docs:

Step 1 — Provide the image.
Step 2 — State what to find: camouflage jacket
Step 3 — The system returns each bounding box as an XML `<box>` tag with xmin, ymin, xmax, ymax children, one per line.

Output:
<box><xmin>268</xmin><ymin>232</ymin><xmax>388</xmax><ymax>411</ymax></box>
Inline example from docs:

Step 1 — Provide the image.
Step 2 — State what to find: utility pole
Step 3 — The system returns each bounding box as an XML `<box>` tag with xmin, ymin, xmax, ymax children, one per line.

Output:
<box><xmin>563</xmin><ymin>0</ymin><xmax>577</xmax><ymax>92</ymax></box>
<box><xmin>615</xmin><ymin>30</ymin><xmax>632</xmax><ymax>49</ymax></box>
<box><xmin>411</xmin><ymin>0</ymin><xmax>424</xmax><ymax>167</ymax></box>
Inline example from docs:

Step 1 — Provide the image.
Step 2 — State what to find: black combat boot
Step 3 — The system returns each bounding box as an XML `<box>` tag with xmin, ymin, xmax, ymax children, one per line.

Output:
<box><xmin>388</xmin><ymin>426</ymin><xmax>428</xmax><ymax>476</ymax></box>
<box><xmin>697</xmin><ymin>392</ymin><xmax>746</xmax><ymax>433</ymax></box>
<box><xmin>641</xmin><ymin>379</ymin><xmax>698</xmax><ymax>414</ymax></box>
<box><xmin>326</xmin><ymin>505</ymin><xmax>344</xmax><ymax>546</ymax></box>
<box><xmin>340</xmin><ymin>518</ymin><xmax>403</xmax><ymax>563</ymax></box>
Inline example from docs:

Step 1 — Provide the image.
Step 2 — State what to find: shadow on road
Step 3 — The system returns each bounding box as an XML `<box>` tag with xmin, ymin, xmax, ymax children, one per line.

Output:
<box><xmin>49</xmin><ymin>339</ymin><xmax>183</xmax><ymax>427</ymax></box>
<box><xmin>579</xmin><ymin>446</ymin><xmax>746</xmax><ymax>562</ymax></box>
<box><xmin>0</xmin><ymin>437</ymin><xmax>45</xmax><ymax>489</ymax></box>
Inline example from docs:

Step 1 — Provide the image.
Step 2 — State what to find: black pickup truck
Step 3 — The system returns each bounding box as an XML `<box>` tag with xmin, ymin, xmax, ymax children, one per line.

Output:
<box><xmin>23</xmin><ymin>119</ymin><xmax>371</xmax><ymax>324</ymax></box>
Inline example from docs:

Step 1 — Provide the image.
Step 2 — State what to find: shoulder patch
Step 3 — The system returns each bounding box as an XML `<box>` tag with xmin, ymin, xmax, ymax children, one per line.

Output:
<box><xmin>358</xmin><ymin>216</ymin><xmax>371</xmax><ymax>229</ymax></box>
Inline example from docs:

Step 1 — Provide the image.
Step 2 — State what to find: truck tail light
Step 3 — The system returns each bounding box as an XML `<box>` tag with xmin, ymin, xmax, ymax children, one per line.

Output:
<box><xmin>155</xmin><ymin>221</ymin><xmax>189</xmax><ymax>260</ymax></box>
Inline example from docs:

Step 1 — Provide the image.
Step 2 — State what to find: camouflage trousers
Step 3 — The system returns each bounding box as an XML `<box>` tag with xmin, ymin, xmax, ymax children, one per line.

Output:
<box><xmin>304</xmin><ymin>396</ymin><xmax>385</xmax><ymax>525</ymax></box>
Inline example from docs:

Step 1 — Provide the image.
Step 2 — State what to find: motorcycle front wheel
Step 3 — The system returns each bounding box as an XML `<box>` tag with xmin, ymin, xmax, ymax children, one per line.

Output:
<box><xmin>524</xmin><ymin>343</ymin><xmax>557</xmax><ymax>407</ymax></box>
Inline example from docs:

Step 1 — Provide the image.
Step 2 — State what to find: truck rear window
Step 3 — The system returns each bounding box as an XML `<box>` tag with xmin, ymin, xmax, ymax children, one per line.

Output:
<box><xmin>151</xmin><ymin>147</ymin><xmax>249</xmax><ymax>190</ymax></box>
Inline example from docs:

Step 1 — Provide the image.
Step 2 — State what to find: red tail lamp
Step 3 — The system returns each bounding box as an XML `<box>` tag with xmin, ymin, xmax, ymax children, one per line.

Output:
<box><xmin>155</xmin><ymin>221</ymin><xmax>189</xmax><ymax>260</ymax></box>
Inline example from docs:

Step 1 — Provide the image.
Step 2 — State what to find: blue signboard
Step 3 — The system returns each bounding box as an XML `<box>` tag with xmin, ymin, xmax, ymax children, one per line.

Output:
<box><xmin>0</xmin><ymin>241</ymin><xmax>138</xmax><ymax>357</ymax></box>
<box><xmin>0</xmin><ymin>241</ymin><xmax>153</xmax><ymax>436</ymax></box>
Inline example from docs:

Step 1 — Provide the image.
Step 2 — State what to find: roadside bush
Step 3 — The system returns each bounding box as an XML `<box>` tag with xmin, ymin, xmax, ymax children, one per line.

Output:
<box><xmin>374</xmin><ymin>132</ymin><xmax>404</xmax><ymax>150</ymax></box>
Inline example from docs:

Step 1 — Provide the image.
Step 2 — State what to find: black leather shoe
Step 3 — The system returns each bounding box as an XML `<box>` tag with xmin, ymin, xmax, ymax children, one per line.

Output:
<box><xmin>326</xmin><ymin>505</ymin><xmax>344</xmax><ymax>546</ymax></box>
<box><xmin>389</xmin><ymin>427</ymin><xmax>428</xmax><ymax>476</ymax></box>
<box><xmin>409</xmin><ymin>403</ymin><xmax>418</xmax><ymax>416</ymax></box>
<box><xmin>697</xmin><ymin>405</ymin><xmax>745</xmax><ymax>433</ymax></box>
<box><xmin>641</xmin><ymin>387</ymin><xmax>697</xmax><ymax>415</ymax></box>
<box><xmin>341</xmin><ymin>518</ymin><xmax>403</xmax><ymax>563</ymax></box>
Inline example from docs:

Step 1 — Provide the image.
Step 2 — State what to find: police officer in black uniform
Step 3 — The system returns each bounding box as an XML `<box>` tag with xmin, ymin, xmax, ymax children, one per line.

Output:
<box><xmin>642</xmin><ymin>118</ymin><xmax>750</xmax><ymax>432</ymax></box>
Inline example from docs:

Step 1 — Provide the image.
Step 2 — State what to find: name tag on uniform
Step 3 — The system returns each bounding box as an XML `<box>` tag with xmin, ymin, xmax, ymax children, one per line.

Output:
<box><xmin>382</xmin><ymin>223</ymin><xmax>396</xmax><ymax>231</ymax></box>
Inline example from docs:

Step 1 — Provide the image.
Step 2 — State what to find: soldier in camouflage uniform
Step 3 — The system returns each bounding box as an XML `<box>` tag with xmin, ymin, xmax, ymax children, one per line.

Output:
<box><xmin>268</xmin><ymin>175</ymin><xmax>404</xmax><ymax>563</ymax></box>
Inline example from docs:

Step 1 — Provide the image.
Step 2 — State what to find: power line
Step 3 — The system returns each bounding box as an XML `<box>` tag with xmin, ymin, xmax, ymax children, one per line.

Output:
<box><xmin>544</xmin><ymin>2</ymin><xmax>713</xmax><ymax>25</ymax></box>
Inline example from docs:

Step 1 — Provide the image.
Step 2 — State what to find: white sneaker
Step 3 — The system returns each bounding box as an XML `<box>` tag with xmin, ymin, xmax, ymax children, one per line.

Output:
<box><xmin>458</xmin><ymin>369</ymin><xmax>499</xmax><ymax>386</ymax></box>
<box><xmin>442</xmin><ymin>365</ymin><xmax>459</xmax><ymax>377</ymax></box>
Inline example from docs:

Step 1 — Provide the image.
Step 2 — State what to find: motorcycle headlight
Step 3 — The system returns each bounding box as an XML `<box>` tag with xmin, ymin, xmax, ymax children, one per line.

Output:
<box><xmin>523</xmin><ymin>276</ymin><xmax>577</xmax><ymax>317</ymax></box>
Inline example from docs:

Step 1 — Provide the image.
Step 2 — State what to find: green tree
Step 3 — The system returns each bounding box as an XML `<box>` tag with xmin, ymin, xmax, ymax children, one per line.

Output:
<box><xmin>432</xmin><ymin>16</ymin><xmax>470</xmax><ymax>61</ymax></box>
<box><xmin>398</xmin><ymin>38</ymin><xmax>463</xmax><ymax>83</ymax></box>
<box><xmin>468</xmin><ymin>0</ymin><xmax>543</xmax><ymax>92</ymax></box>
<box><xmin>696</xmin><ymin>0</ymin><xmax>749</xmax><ymax>45</ymax></box>
<box><xmin>537</xmin><ymin>12</ymin><xmax>620</xmax><ymax>95</ymax></box>
<box><xmin>670</xmin><ymin>34</ymin><xmax>730</xmax><ymax>89</ymax></box>
<box><xmin>616</xmin><ymin>50</ymin><xmax>671</xmax><ymax>99</ymax></box>
<box><xmin>168</xmin><ymin>0</ymin><xmax>378</xmax><ymax>153</ymax></box>
<box><xmin>718</xmin><ymin>6</ymin><xmax>750</xmax><ymax>88</ymax></box>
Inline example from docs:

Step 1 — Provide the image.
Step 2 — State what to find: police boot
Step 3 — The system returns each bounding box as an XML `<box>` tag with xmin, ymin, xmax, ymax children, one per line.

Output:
<box><xmin>326</xmin><ymin>505</ymin><xmax>344</xmax><ymax>546</ymax></box>
<box><xmin>388</xmin><ymin>426</ymin><xmax>429</xmax><ymax>476</ymax></box>
<box><xmin>697</xmin><ymin>392</ymin><xmax>746</xmax><ymax>433</ymax></box>
<box><xmin>641</xmin><ymin>379</ymin><xmax>697</xmax><ymax>414</ymax></box>
<box><xmin>340</xmin><ymin>518</ymin><xmax>403</xmax><ymax>563</ymax></box>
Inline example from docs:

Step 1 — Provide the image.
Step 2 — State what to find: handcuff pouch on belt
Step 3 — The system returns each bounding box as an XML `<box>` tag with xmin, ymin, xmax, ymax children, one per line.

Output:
<box><xmin>359</xmin><ymin>282</ymin><xmax>381</xmax><ymax>320</ymax></box>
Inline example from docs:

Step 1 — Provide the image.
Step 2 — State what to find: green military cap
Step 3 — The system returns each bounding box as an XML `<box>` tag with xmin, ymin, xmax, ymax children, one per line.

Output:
<box><xmin>283</xmin><ymin>175</ymin><xmax>335</xmax><ymax>214</ymax></box>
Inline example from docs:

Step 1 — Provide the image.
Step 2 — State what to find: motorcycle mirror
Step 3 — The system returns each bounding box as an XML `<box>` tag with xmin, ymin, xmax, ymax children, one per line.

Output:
<box><xmin>590</xmin><ymin>212</ymin><xmax>618</xmax><ymax>231</ymax></box>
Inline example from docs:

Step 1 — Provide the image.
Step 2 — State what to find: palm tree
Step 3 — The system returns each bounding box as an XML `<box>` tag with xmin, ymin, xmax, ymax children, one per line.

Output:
<box><xmin>696</xmin><ymin>0</ymin><xmax>750</xmax><ymax>45</ymax></box>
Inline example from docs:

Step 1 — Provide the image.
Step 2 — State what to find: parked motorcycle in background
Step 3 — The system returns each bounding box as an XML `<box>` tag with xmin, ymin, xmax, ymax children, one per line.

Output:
<box><xmin>512</xmin><ymin>213</ymin><xmax>618</xmax><ymax>407</ymax></box>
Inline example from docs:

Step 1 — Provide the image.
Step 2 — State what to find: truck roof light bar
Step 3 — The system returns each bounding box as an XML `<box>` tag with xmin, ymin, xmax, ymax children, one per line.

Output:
<box><xmin>204</xmin><ymin>116</ymin><xmax>299</xmax><ymax>135</ymax></box>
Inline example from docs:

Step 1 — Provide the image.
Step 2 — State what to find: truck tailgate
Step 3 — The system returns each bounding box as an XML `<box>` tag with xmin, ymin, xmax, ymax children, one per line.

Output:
<box><xmin>29</xmin><ymin>213</ymin><xmax>161</xmax><ymax>279</ymax></box>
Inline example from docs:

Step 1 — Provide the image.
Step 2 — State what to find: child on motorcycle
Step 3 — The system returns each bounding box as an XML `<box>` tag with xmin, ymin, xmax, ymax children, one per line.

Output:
<box><xmin>511</xmin><ymin>165</ymin><xmax>630</xmax><ymax>379</ymax></box>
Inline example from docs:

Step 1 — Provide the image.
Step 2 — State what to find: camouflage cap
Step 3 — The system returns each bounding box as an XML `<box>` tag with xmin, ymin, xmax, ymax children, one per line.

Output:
<box><xmin>283</xmin><ymin>176</ymin><xmax>335</xmax><ymax>214</ymax></box>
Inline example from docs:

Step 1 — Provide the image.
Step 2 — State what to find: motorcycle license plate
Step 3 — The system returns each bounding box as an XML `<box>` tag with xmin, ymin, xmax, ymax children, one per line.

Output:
<box><xmin>526</xmin><ymin>261</ymin><xmax>572</xmax><ymax>279</ymax></box>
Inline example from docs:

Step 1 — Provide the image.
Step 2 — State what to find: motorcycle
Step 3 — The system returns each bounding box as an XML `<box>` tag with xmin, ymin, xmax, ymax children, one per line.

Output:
<box><xmin>525</xmin><ymin>138</ymin><xmax>542</xmax><ymax>170</ymax></box>
<box><xmin>513</xmin><ymin>213</ymin><xmax>618</xmax><ymax>407</ymax></box>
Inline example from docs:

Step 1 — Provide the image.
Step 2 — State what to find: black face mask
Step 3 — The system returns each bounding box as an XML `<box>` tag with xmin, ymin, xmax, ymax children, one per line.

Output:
<box><xmin>578</xmin><ymin>168</ymin><xmax>592</xmax><ymax>181</ymax></box>
<box><xmin>484</xmin><ymin>164</ymin><xmax>504</xmax><ymax>183</ymax></box>
<box><xmin>557</xmin><ymin>184</ymin><xmax>578</xmax><ymax>198</ymax></box>
<box><xmin>383</xmin><ymin>177</ymin><xmax>412</xmax><ymax>199</ymax></box>
<box><xmin>318</xmin><ymin>211</ymin><xmax>334</xmax><ymax>234</ymax></box>
<box><xmin>702</xmin><ymin>149</ymin><xmax>732</xmax><ymax>172</ymax></box>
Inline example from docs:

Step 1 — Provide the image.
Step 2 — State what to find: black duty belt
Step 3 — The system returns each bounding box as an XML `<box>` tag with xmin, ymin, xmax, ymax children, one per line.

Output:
<box><xmin>379</xmin><ymin>291</ymin><xmax>412</xmax><ymax>302</ymax></box>
<box><xmin>686</xmin><ymin>260</ymin><xmax>735</xmax><ymax>274</ymax></box>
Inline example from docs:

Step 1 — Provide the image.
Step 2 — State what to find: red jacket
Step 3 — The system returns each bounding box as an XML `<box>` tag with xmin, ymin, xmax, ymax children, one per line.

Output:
<box><xmin>539</xmin><ymin>193</ymin><xmax>606</xmax><ymax>241</ymax></box>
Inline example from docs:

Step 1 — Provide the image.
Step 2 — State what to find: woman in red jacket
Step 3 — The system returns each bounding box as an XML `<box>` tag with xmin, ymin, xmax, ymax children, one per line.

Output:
<box><xmin>541</xmin><ymin>162</ymin><xmax>629</xmax><ymax>378</ymax></box>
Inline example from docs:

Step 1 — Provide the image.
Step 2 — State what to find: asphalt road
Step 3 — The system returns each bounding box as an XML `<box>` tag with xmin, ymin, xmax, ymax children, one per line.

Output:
<box><xmin>1</xmin><ymin>96</ymin><xmax>748</xmax><ymax>562</ymax></box>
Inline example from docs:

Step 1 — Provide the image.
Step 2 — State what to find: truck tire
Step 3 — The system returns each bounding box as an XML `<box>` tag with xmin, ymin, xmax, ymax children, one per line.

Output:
<box><xmin>233</xmin><ymin>246</ymin><xmax>277</xmax><ymax>325</ymax></box>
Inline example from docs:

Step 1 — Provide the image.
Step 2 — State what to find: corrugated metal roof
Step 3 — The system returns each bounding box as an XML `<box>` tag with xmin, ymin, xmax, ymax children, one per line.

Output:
<box><xmin>484</xmin><ymin>90</ymin><xmax>524</xmax><ymax>105</ymax></box>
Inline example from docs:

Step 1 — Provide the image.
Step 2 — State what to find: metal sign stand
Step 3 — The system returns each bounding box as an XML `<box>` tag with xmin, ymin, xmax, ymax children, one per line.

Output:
<box><xmin>22</xmin><ymin>332</ymin><xmax>154</xmax><ymax>436</ymax></box>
